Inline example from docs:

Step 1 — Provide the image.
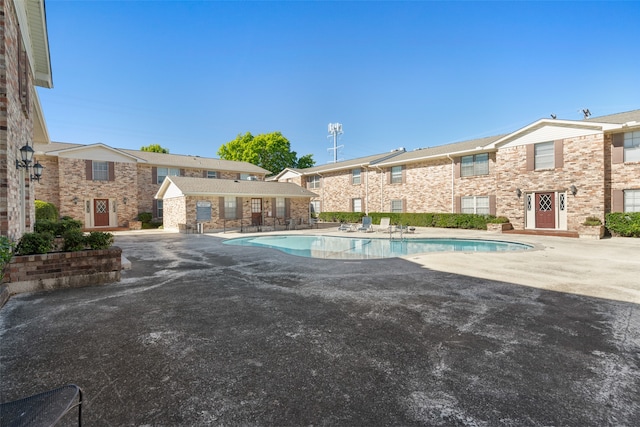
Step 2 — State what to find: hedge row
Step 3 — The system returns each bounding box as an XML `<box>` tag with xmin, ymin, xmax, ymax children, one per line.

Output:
<box><xmin>605</xmin><ymin>213</ymin><xmax>640</xmax><ymax>237</ymax></box>
<box><xmin>317</xmin><ymin>212</ymin><xmax>503</xmax><ymax>230</ymax></box>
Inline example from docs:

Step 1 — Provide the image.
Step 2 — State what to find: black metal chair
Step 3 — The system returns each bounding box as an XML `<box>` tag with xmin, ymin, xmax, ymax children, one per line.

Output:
<box><xmin>0</xmin><ymin>384</ymin><xmax>83</xmax><ymax>426</ymax></box>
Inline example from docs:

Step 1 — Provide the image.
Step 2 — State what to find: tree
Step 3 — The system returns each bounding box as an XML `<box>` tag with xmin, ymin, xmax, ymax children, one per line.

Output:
<box><xmin>140</xmin><ymin>144</ymin><xmax>169</xmax><ymax>153</ymax></box>
<box><xmin>296</xmin><ymin>154</ymin><xmax>315</xmax><ymax>169</ymax></box>
<box><xmin>218</xmin><ymin>131</ymin><xmax>315</xmax><ymax>174</ymax></box>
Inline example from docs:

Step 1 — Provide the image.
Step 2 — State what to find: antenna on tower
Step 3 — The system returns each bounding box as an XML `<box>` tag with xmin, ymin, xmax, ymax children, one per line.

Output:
<box><xmin>327</xmin><ymin>123</ymin><xmax>343</xmax><ymax>163</ymax></box>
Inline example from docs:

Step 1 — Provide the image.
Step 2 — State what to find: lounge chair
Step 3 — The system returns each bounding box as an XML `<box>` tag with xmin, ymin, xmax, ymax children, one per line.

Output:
<box><xmin>338</xmin><ymin>222</ymin><xmax>355</xmax><ymax>232</ymax></box>
<box><xmin>357</xmin><ymin>216</ymin><xmax>374</xmax><ymax>232</ymax></box>
<box><xmin>377</xmin><ymin>217</ymin><xmax>392</xmax><ymax>233</ymax></box>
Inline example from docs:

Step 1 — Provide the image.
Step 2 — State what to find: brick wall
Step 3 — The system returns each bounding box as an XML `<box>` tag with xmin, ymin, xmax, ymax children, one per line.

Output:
<box><xmin>58</xmin><ymin>158</ymin><xmax>138</xmax><ymax>227</ymax></box>
<box><xmin>3</xmin><ymin>247</ymin><xmax>122</xmax><ymax>294</ymax></box>
<box><xmin>610</xmin><ymin>132</ymin><xmax>640</xmax><ymax>210</ymax></box>
<box><xmin>0</xmin><ymin>0</ymin><xmax>37</xmax><ymax>239</ymax></box>
<box><xmin>163</xmin><ymin>196</ymin><xmax>311</xmax><ymax>232</ymax></box>
<box><xmin>33</xmin><ymin>155</ymin><xmax>59</xmax><ymax>208</ymax></box>
<box><xmin>496</xmin><ymin>133</ymin><xmax>606</xmax><ymax>230</ymax></box>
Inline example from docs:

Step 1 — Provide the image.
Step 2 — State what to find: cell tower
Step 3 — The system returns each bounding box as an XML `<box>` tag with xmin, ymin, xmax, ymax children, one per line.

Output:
<box><xmin>327</xmin><ymin>123</ymin><xmax>343</xmax><ymax>163</ymax></box>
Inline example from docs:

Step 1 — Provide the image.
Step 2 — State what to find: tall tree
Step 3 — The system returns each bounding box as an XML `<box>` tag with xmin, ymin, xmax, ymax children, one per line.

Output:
<box><xmin>218</xmin><ymin>131</ymin><xmax>315</xmax><ymax>174</ymax></box>
<box><xmin>140</xmin><ymin>144</ymin><xmax>169</xmax><ymax>153</ymax></box>
<box><xmin>296</xmin><ymin>154</ymin><xmax>315</xmax><ymax>169</ymax></box>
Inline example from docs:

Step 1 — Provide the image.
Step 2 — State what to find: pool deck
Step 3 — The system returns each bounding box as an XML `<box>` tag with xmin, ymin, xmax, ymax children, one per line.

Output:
<box><xmin>1</xmin><ymin>228</ymin><xmax>639</xmax><ymax>425</ymax></box>
<box><xmin>218</xmin><ymin>226</ymin><xmax>640</xmax><ymax>305</ymax></box>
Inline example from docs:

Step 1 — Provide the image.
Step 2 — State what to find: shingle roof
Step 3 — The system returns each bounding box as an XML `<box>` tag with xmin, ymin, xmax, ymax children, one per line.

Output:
<box><xmin>34</xmin><ymin>141</ymin><xmax>269</xmax><ymax>174</ymax></box>
<box><xmin>288</xmin><ymin>151</ymin><xmax>406</xmax><ymax>175</ymax></box>
<box><xmin>160</xmin><ymin>176</ymin><xmax>318</xmax><ymax>198</ymax></box>
<box><xmin>585</xmin><ymin>109</ymin><xmax>640</xmax><ymax>124</ymax></box>
<box><xmin>373</xmin><ymin>134</ymin><xmax>506</xmax><ymax>166</ymax></box>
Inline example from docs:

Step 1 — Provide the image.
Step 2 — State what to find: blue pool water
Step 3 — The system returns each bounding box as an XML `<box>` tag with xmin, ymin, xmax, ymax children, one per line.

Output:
<box><xmin>223</xmin><ymin>235</ymin><xmax>532</xmax><ymax>260</ymax></box>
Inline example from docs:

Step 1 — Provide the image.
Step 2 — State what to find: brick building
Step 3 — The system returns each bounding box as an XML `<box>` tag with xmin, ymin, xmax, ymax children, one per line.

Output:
<box><xmin>33</xmin><ymin>141</ymin><xmax>271</xmax><ymax>229</ymax></box>
<box><xmin>1</xmin><ymin>0</ymin><xmax>52</xmax><ymax>239</ymax></box>
<box><xmin>274</xmin><ymin>110</ymin><xmax>640</xmax><ymax>234</ymax></box>
<box><xmin>155</xmin><ymin>176</ymin><xmax>317</xmax><ymax>232</ymax></box>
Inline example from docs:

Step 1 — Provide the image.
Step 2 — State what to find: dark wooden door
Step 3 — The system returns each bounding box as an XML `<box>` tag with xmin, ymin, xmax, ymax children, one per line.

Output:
<box><xmin>535</xmin><ymin>193</ymin><xmax>555</xmax><ymax>229</ymax></box>
<box><xmin>94</xmin><ymin>199</ymin><xmax>110</xmax><ymax>227</ymax></box>
<box><xmin>251</xmin><ymin>198</ymin><xmax>262</xmax><ymax>226</ymax></box>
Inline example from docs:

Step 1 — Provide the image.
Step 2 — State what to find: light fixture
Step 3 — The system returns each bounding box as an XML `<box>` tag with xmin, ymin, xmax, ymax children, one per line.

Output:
<box><xmin>15</xmin><ymin>143</ymin><xmax>43</xmax><ymax>182</ymax></box>
<box><xmin>516</xmin><ymin>188</ymin><xmax>522</xmax><ymax>198</ymax></box>
<box><xmin>123</xmin><ymin>197</ymin><xmax>128</xmax><ymax>205</ymax></box>
<box><xmin>570</xmin><ymin>185</ymin><xmax>578</xmax><ymax>196</ymax></box>
<box><xmin>72</xmin><ymin>196</ymin><xmax>79</xmax><ymax>205</ymax></box>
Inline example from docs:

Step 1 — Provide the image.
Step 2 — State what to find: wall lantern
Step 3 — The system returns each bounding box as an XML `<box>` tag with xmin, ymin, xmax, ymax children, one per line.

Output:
<box><xmin>123</xmin><ymin>197</ymin><xmax>128</xmax><ymax>205</ymax></box>
<box><xmin>515</xmin><ymin>188</ymin><xmax>522</xmax><ymax>198</ymax></box>
<box><xmin>570</xmin><ymin>185</ymin><xmax>578</xmax><ymax>196</ymax></box>
<box><xmin>15</xmin><ymin>143</ymin><xmax>43</xmax><ymax>182</ymax></box>
<box><xmin>72</xmin><ymin>196</ymin><xmax>79</xmax><ymax>205</ymax></box>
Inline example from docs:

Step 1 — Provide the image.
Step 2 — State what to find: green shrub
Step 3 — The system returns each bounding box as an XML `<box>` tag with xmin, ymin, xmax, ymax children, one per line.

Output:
<box><xmin>58</xmin><ymin>217</ymin><xmax>83</xmax><ymax>234</ymax></box>
<box><xmin>317</xmin><ymin>212</ymin><xmax>365</xmax><ymax>223</ymax></box>
<box><xmin>487</xmin><ymin>216</ymin><xmax>510</xmax><ymax>224</ymax></box>
<box><xmin>15</xmin><ymin>232</ymin><xmax>54</xmax><ymax>255</ymax></box>
<box><xmin>0</xmin><ymin>235</ymin><xmax>15</xmax><ymax>281</ymax></box>
<box><xmin>138</xmin><ymin>212</ymin><xmax>153</xmax><ymax>223</ymax></box>
<box><xmin>583</xmin><ymin>216</ymin><xmax>602</xmax><ymax>226</ymax></box>
<box><xmin>318</xmin><ymin>212</ymin><xmax>498</xmax><ymax>230</ymax></box>
<box><xmin>35</xmin><ymin>200</ymin><xmax>58</xmax><ymax>221</ymax></box>
<box><xmin>34</xmin><ymin>219</ymin><xmax>59</xmax><ymax>235</ymax></box>
<box><xmin>606</xmin><ymin>213</ymin><xmax>640</xmax><ymax>237</ymax></box>
<box><xmin>85</xmin><ymin>232</ymin><xmax>114</xmax><ymax>250</ymax></box>
<box><xmin>35</xmin><ymin>217</ymin><xmax>82</xmax><ymax>236</ymax></box>
<box><xmin>62</xmin><ymin>229</ymin><xmax>86</xmax><ymax>252</ymax></box>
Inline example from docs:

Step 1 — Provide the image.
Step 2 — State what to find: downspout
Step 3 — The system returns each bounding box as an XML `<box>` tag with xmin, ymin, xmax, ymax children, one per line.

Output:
<box><xmin>374</xmin><ymin>165</ymin><xmax>385</xmax><ymax>212</ymax></box>
<box><xmin>363</xmin><ymin>164</ymin><xmax>369</xmax><ymax>215</ymax></box>
<box><xmin>317</xmin><ymin>172</ymin><xmax>324</xmax><ymax>213</ymax></box>
<box><xmin>447</xmin><ymin>154</ymin><xmax>455</xmax><ymax>213</ymax></box>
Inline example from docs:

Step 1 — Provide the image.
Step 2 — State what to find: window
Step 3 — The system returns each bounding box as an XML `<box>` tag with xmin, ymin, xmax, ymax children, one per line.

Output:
<box><xmin>276</xmin><ymin>197</ymin><xmax>286</xmax><ymax>217</ymax></box>
<box><xmin>352</xmin><ymin>168</ymin><xmax>361</xmax><ymax>185</ymax></box>
<box><xmin>240</xmin><ymin>173</ymin><xmax>251</xmax><ymax>180</ymax></box>
<box><xmin>207</xmin><ymin>171</ymin><xmax>217</xmax><ymax>179</ymax></box>
<box><xmin>625</xmin><ymin>190</ymin><xmax>640</xmax><ymax>212</ymax></box>
<box><xmin>308</xmin><ymin>175</ymin><xmax>321</xmax><ymax>189</ymax></box>
<box><xmin>156</xmin><ymin>200</ymin><xmax>163</xmax><ymax>218</ymax></box>
<box><xmin>390</xmin><ymin>166</ymin><xmax>403</xmax><ymax>184</ymax></box>
<box><xmin>461</xmin><ymin>154</ymin><xmax>489</xmax><ymax>177</ymax></box>
<box><xmin>92</xmin><ymin>161</ymin><xmax>109</xmax><ymax>181</ymax></box>
<box><xmin>352</xmin><ymin>198</ymin><xmax>362</xmax><ymax>212</ymax></box>
<box><xmin>224</xmin><ymin>196</ymin><xmax>237</xmax><ymax>219</ymax></box>
<box><xmin>391</xmin><ymin>199</ymin><xmax>403</xmax><ymax>213</ymax></box>
<box><xmin>310</xmin><ymin>200</ymin><xmax>320</xmax><ymax>215</ymax></box>
<box><xmin>624</xmin><ymin>131</ymin><xmax>640</xmax><ymax>162</ymax></box>
<box><xmin>461</xmin><ymin>196</ymin><xmax>490</xmax><ymax>214</ymax></box>
<box><xmin>157</xmin><ymin>167</ymin><xmax>180</xmax><ymax>184</ymax></box>
<box><xmin>534</xmin><ymin>141</ymin><xmax>554</xmax><ymax>170</ymax></box>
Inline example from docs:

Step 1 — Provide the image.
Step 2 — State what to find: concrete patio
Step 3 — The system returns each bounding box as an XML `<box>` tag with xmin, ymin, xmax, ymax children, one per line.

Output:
<box><xmin>1</xmin><ymin>229</ymin><xmax>638</xmax><ymax>425</ymax></box>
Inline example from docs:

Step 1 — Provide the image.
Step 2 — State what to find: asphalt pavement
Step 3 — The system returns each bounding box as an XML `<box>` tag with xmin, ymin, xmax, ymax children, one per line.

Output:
<box><xmin>1</xmin><ymin>231</ymin><xmax>639</xmax><ymax>426</ymax></box>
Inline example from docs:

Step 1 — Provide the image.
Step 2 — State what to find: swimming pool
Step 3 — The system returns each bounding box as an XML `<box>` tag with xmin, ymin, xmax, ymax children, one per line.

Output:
<box><xmin>223</xmin><ymin>235</ymin><xmax>532</xmax><ymax>260</ymax></box>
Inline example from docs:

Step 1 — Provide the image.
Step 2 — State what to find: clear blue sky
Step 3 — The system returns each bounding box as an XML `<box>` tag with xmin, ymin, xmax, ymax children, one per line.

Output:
<box><xmin>38</xmin><ymin>0</ymin><xmax>640</xmax><ymax>165</ymax></box>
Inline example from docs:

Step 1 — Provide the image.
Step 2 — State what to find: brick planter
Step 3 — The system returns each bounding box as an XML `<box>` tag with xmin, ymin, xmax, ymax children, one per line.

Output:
<box><xmin>487</xmin><ymin>223</ymin><xmax>513</xmax><ymax>233</ymax></box>
<box><xmin>578</xmin><ymin>225</ymin><xmax>606</xmax><ymax>240</ymax></box>
<box><xmin>2</xmin><ymin>247</ymin><xmax>122</xmax><ymax>296</ymax></box>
